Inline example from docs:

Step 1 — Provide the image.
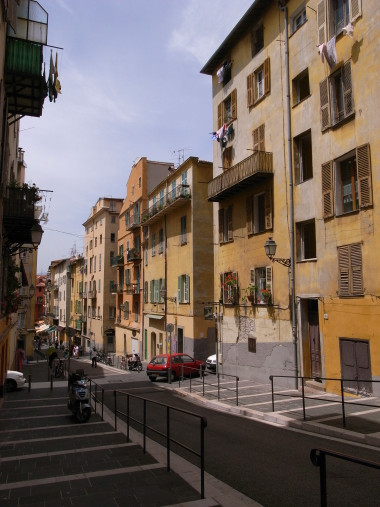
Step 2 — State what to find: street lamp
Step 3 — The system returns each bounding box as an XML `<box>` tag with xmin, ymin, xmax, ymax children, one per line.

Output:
<box><xmin>264</xmin><ymin>237</ymin><xmax>291</xmax><ymax>268</ymax></box>
<box><xmin>30</xmin><ymin>222</ymin><xmax>44</xmax><ymax>247</ymax></box>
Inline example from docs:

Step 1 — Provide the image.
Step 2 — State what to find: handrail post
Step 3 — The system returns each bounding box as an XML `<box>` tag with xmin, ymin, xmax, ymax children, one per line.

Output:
<box><xmin>127</xmin><ymin>395</ymin><xmax>130</xmax><ymax>442</ymax></box>
<box><xmin>95</xmin><ymin>384</ymin><xmax>97</xmax><ymax>415</ymax></box>
<box><xmin>319</xmin><ymin>451</ymin><xmax>327</xmax><ymax>507</ymax></box>
<box><xmin>101</xmin><ymin>388</ymin><xmax>104</xmax><ymax>421</ymax></box>
<box><xmin>114</xmin><ymin>390</ymin><xmax>117</xmax><ymax>431</ymax></box>
<box><xmin>203</xmin><ymin>369</ymin><xmax>205</xmax><ymax>397</ymax></box>
<box><xmin>217</xmin><ymin>372</ymin><xmax>220</xmax><ymax>400</ymax></box>
<box><xmin>166</xmin><ymin>406</ymin><xmax>170</xmax><ymax>471</ymax></box>
<box><xmin>201</xmin><ymin>417</ymin><xmax>205</xmax><ymax>499</ymax></box>
<box><xmin>28</xmin><ymin>374</ymin><xmax>31</xmax><ymax>391</ymax></box>
<box><xmin>50</xmin><ymin>375</ymin><xmax>53</xmax><ymax>391</ymax></box>
<box><xmin>302</xmin><ymin>377</ymin><xmax>306</xmax><ymax>420</ymax></box>
<box><xmin>143</xmin><ymin>399</ymin><xmax>147</xmax><ymax>453</ymax></box>
<box><xmin>236</xmin><ymin>376</ymin><xmax>239</xmax><ymax>406</ymax></box>
<box><xmin>270</xmin><ymin>375</ymin><xmax>274</xmax><ymax>411</ymax></box>
<box><xmin>340</xmin><ymin>379</ymin><xmax>346</xmax><ymax>428</ymax></box>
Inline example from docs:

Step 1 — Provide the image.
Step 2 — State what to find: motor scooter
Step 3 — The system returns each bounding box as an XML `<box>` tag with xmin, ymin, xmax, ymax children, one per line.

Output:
<box><xmin>67</xmin><ymin>370</ymin><xmax>91</xmax><ymax>423</ymax></box>
<box><xmin>128</xmin><ymin>355</ymin><xmax>143</xmax><ymax>372</ymax></box>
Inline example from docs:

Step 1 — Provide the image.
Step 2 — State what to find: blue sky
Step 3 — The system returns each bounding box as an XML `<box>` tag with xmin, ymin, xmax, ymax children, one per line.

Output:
<box><xmin>20</xmin><ymin>0</ymin><xmax>253</xmax><ymax>273</ymax></box>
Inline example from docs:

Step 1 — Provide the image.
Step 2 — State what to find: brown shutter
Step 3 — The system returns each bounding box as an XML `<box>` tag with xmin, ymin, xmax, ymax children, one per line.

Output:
<box><xmin>343</xmin><ymin>61</ymin><xmax>354</xmax><ymax>117</ymax></box>
<box><xmin>317</xmin><ymin>0</ymin><xmax>326</xmax><ymax>45</ymax></box>
<box><xmin>258</xmin><ymin>123</ymin><xmax>265</xmax><ymax>151</ymax></box>
<box><xmin>253</xmin><ymin>127</ymin><xmax>259</xmax><ymax>151</ymax></box>
<box><xmin>217</xmin><ymin>102</ymin><xmax>223</xmax><ymax>130</ymax></box>
<box><xmin>357</xmin><ymin>143</ymin><xmax>372</xmax><ymax>208</ymax></box>
<box><xmin>338</xmin><ymin>245</ymin><xmax>350</xmax><ymax>296</ymax></box>
<box><xmin>322</xmin><ymin>161</ymin><xmax>334</xmax><ymax>218</ymax></box>
<box><xmin>350</xmin><ymin>0</ymin><xmax>362</xmax><ymax>23</ymax></box>
<box><xmin>227</xmin><ymin>205</ymin><xmax>233</xmax><ymax>241</ymax></box>
<box><xmin>265</xmin><ymin>266</ymin><xmax>272</xmax><ymax>294</ymax></box>
<box><xmin>231</xmin><ymin>89</ymin><xmax>237</xmax><ymax>120</ymax></box>
<box><xmin>247</xmin><ymin>73</ymin><xmax>254</xmax><ymax>107</ymax></box>
<box><xmin>319</xmin><ymin>78</ymin><xmax>330</xmax><ymax>131</ymax></box>
<box><xmin>264</xmin><ymin>58</ymin><xmax>270</xmax><ymax>95</ymax></box>
<box><xmin>218</xmin><ymin>208</ymin><xmax>224</xmax><ymax>243</ymax></box>
<box><xmin>265</xmin><ymin>186</ymin><xmax>272</xmax><ymax>230</ymax></box>
<box><xmin>246</xmin><ymin>196</ymin><xmax>253</xmax><ymax>234</ymax></box>
<box><xmin>350</xmin><ymin>243</ymin><xmax>363</xmax><ymax>295</ymax></box>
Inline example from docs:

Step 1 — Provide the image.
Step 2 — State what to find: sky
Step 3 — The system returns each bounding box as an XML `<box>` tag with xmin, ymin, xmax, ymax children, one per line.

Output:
<box><xmin>19</xmin><ymin>0</ymin><xmax>253</xmax><ymax>274</ymax></box>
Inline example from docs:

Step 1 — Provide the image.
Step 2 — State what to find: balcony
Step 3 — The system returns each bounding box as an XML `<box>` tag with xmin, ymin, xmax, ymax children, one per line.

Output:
<box><xmin>126</xmin><ymin>214</ymin><xmax>141</xmax><ymax>231</ymax></box>
<box><xmin>111</xmin><ymin>254</ymin><xmax>124</xmax><ymax>267</ymax></box>
<box><xmin>87</xmin><ymin>289</ymin><xmax>97</xmax><ymax>299</ymax></box>
<box><xmin>2</xmin><ymin>186</ymin><xmax>41</xmax><ymax>246</ymax></box>
<box><xmin>127</xmin><ymin>248</ymin><xmax>141</xmax><ymax>262</ymax></box>
<box><xmin>125</xmin><ymin>283</ymin><xmax>140</xmax><ymax>295</ymax></box>
<box><xmin>207</xmin><ymin>151</ymin><xmax>273</xmax><ymax>202</ymax></box>
<box><xmin>141</xmin><ymin>184</ymin><xmax>191</xmax><ymax>225</ymax></box>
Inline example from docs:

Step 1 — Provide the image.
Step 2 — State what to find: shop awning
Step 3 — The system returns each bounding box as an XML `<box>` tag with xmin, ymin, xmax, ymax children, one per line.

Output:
<box><xmin>145</xmin><ymin>314</ymin><xmax>164</xmax><ymax>320</ymax></box>
<box><xmin>35</xmin><ymin>324</ymin><xmax>49</xmax><ymax>334</ymax></box>
<box><xmin>47</xmin><ymin>326</ymin><xmax>56</xmax><ymax>333</ymax></box>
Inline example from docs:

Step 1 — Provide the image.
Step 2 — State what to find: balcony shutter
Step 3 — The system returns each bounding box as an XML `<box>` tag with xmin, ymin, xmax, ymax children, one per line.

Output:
<box><xmin>231</xmin><ymin>89</ymin><xmax>237</xmax><ymax>120</ymax></box>
<box><xmin>227</xmin><ymin>206</ymin><xmax>233</xmax><ymax>241</ymax></box>
<box><xmin>338</xmin><ymin>245</ymin><xmax>350</xmax><ymax>296</ymax></box>
<box><xmin>322</xmin><ymin>160</ymin><xmax>334</xmax><ymax>218</ymax></box>
<box><xmin>343</xmin><ymin>61</ymin><xmax>353</xmax><ymax>117</ymax></box>
<box><xmin>184</xmin><ymin>274</ymin><xmax>190</xmax><ymax>303</ymax></box>
<box><xmin>247</xmin><ymin>73</ymin><xmax>254</xmax><ymax>107</ymax></box>
<box><xmin>246</xmin><ymin>196</ymin><xmax>253</xmax><ymax>234</ymax></box>
<box><xmin>253</xmin><ymin>127</ymin><xmax>259</xmax><ymax>151</ymax></box>
<box><xmin>150</xmin><ymin>280</ymin><xmax>154</xmax><ymax>303</ymax></box>
<box><xmin>350</xmin><ymin>243</ymin><xmax>363</xmax><ymax>295</ymax></box>
<box><xmin>357</xmin><ymin>143</ymin><xmax>372</xmax><ymax>208</ymax></box>
<box><xmin>217</xmin><ymin>102</ymin><xmax>223</xmax><ymax>129</ymax></box>
<box><xmin>319</xmin><ymin>78</ymin><xmax>330</xmax><ymax>131</ymax></box>
<box><xmin>264</xmin><ymin>58</ymin><xmax>270</xmax><ymax>95</ymax></box>
<box><xmin>178</xmin><ymin>276</ymin><xmax>182</xmax><ymax>303</ymax></box>
<box><xmin>265</xmin><ymin>187</ymin><xmax>272</xmax><ymax>230</ymax></box>
<box><xmin>317</xmin><ymin>0</ymin><xmax>326</xmax><ymax>45</ymax></box>
<box><xmin>350</xmin><ymin>0</ymin><xmax>361</xmax><ymax>23</ymax></box>
<box><xmin>265</xmin><ymin>266</ymin><xmax>273</xmax><ymax>295</ymax></box>
<box><xmin>218</xmin><ymin>208</ymin><xmax>224</xmax><ymax>243</ymax></box>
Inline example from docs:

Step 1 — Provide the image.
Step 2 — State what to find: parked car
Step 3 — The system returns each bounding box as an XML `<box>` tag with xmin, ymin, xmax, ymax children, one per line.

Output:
<box><xmin>206</xmin><ymin>354</ymin><xmax>217</xmax><ymax>372</ymax></box>
<box><xmin>6</xmin><ymin>370</ymin><xmax>26</xmax><ymax>391</ymax></box>
<box><xmin>146</xmin><ymin>353</ymin><xmax>206</xmax><ymax>382</ymax></box>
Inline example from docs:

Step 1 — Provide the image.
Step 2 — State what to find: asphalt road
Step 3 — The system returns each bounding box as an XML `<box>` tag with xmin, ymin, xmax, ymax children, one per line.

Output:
<box><xmin>92</xmin><ymin>370</ymin><xmax>380</xmax><ymax>507</ymax></box>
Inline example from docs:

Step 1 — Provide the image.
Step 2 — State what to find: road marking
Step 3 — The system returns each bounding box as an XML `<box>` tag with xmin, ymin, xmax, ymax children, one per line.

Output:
<box><xmin>0</xmin><ymin>421</ymin><xmax>106</xmax><ymax>437</ymax></box>
<box><xmin>0</xmin><ymin>430</ymin><xmax>117</xmax><ymax>446</ymax></box>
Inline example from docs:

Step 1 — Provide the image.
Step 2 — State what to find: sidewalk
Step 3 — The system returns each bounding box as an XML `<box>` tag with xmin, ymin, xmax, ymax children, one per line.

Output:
<box><xmin>0</xmin><ymin>359</ymin><xmax>261</xmax><ymax>507</ymax></box>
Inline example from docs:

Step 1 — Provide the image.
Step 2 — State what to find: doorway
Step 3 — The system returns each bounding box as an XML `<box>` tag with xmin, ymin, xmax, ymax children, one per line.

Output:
<box><xmin>177</xmin><ymin>328</ymin><xmax>184</xmax><ymax>353</ymax></box>
<box><xmin>151</xmin><ymin>332</ymin><xmax>156</xmax><ymax>359</ymax></box>
<box><xmin>340</xmin><ymin>338</ymin><xmax>372</xmax><ymax>394</ymax></box>
<box><xmin>300</xmin><ymin>299</ymin><xmax>322</xmax><ymax>378</ymax></box>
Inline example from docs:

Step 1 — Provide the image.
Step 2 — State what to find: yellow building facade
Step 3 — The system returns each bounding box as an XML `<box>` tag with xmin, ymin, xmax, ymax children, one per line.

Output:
<box><xmin>202</xmin><ymin>0</ymin><xmax>379</xmax><ymax>395</ymax></box>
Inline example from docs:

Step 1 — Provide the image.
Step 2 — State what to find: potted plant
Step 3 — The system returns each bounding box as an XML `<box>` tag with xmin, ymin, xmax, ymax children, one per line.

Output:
<box><xmin>242</xmin><ymin>284</ymin><xmax>258</xmax><ymax>303</ymax></box>
<box><xmin>221</xmin><ymin>272</ymin><xmax>238</xmax><ymax>304</ymax></box>
<box><xmin>261</xmin><ymin>288</ymin><xmax>272</xmax><ymax>305</ymax></box>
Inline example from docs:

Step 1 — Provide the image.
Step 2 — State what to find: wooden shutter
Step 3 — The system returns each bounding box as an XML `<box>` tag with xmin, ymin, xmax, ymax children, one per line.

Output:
<box><xmin>265</xmin><ymin>186</ymin><xmax>272</xmax><ymax>230</ymax></box>
<box><xmin>258</xmin><ymin>124</ymin><xmax>265</xmax><ymax>151</ymax></box>
<box><xmin>343</xmin><ymin>61</ymin><xmax>354</xmax><ymax>117</ymax></box>
<box><xmin>338</xmin><ymin>245</ymin><xmax>350</xmax><ymax>296</ymax></box>
<box><xmin>350</xmin><ymin>243</ymin><xmax>363</xmax><ymax>295</ymax></box>
<box><xmin>184</xmin><ymin>275</ymin><xmax>190</xmax><ymax>303</ymax></box>
<box><xmin>231</xmin><ymin>89</ymin><xmax>237</xmax><ymax>120</ymax></box>
<box><xmin>227</xmin><ymin>206</ymin><xmax>233</xmax><ymax>241</ymax></box>
<box><xmin>265</xmin><ymin>266</ymin><xmax>273</xmax><ymax>294</ymax></box>
<box><xmin>250</xmin><ymin>268</ymin><xmax>256</xmax><ymax>285</ymax></box>
<box><xmin>177</xmin><ymin>276</ymin><xmax>182</xmax><ymax>303</ymax></box>
<box><xmin>253</xmin><ymin>127</ymin><xmax>259</xmax><ymax>151</ymax></box>
<box><xmin>217</xmin><ymin>102</ymin><xmax>223</xmax><ymax>129</ymax></box>
<box><xmin>322</xmin><ymin>161</ymin><xmax>334</xmax><ymax>218</ymax></box>
<box><xmin>218</xmin><ymin>208</ymin><xmax>224</xmax><ymax>243</ymax></box>
<box><xmin>319</xmin><ymin>78</ymin><xmax>330</xmax><ymax>131</ymax></box>
<box><xmin>150</xmin><ymin>280</ymin><xmax>154</xmax><ymax>302</ymax></box>
<box><xmin>264</xmin><ymin>58</ymin><xmax>270</xmax><ymax>95</ymax></box>
<box><xmin>317</xmin><ymin>0</ymin><xmax>327</xmax><ymax>45</ymax></box>
<box><xmin>350</xmin><ymin>0</ymin><xmax>362</xmax><ymax>23</ymax></box>
<box><xmin>357</xmin><ymin>144</ymin><xmax>372</xmax><ymax>208</ymax></box>
<box><xmin>246</xmin><ymin>196</ymin><xmax>253</xmax><ymax>234</ymax></box>
<box><xmin>247</xmin><ymin>73</ymin><xmax>254</xmax><ymax>107</ymax></box>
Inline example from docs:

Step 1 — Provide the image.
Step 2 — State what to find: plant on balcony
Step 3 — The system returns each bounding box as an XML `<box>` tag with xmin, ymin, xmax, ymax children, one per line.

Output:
<box><xmin>9</xmin><ymin>181</ymin><xmax>42</xmax><ymax>202</ymax></box>
<box><xmin>1</xmin><ymin>260</ymin><xmax>22</xmax><ymax>322</ymax></box>
<box><xmin>261</xmin><ymin>289</ymin><xmax>272</xmax><ymax>305</ymax></box>
<box><xmin>242</xmin><ymin>284</ymin><xmax>258</xmax><ymax>303</ymax></box>
<box><xmin>221</xmin><ymin>272</ymin><xmax>238</xmax><ymax>305</ymax></box>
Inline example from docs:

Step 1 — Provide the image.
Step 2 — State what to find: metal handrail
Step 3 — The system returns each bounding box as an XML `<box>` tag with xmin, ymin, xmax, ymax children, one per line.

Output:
<box><xmin>179</xmin><ymin>366</ymin><xmax>240</xmax><ymax>406</ymax></box>
<box><xmin>113</xmin><ymin>390</ymin><xmax>207</xmax><ymax>499</ymax></box>
<box><xmin>269</xmin><ymin>375</ymin><xmax>380</xmax><ymax>427</ymax></box>
<box><xmin>310</xmin><ymin>447</ymin><xmax>380</xmax><ymax>507</ymax></box>
<box><xmin>88</xmin><ymin>378</ymin><xmax>104</xmax><ymax>421</ymax></box>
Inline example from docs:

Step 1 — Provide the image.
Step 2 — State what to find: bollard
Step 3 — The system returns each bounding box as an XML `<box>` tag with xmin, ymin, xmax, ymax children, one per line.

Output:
<box><xmin>28</xmin><ymin>374</ymin><xmax>31</xmax><ymax>391</ymax></box>
<box><xmin>50</xmin><ymin>375</ymin><xmax>53</xmax><ymax>391</ymax></box>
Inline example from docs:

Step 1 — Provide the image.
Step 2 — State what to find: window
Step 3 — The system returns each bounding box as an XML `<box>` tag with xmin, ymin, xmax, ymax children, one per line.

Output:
<box><xmin>110</xmin><ymin>233</ymin><xmax>115</xmax><ymax>242</ymax></box>
<box><xmin>294</xmin><ymin>130</ymin><xmax>313</xmax><ymax>183</ymax></box>
<box><xmin>100</xmin><ymin>234</ymin><xmax>102</xmax><ymax>244</ymax></box>
<box><xmin>134</xmin><ymin>301</ymin><xmax>139</xmax><ymax>322</ymax></box>
<box><xmin>144</xmin><ymin>281</ymin><xmax>148</xmax><ymax>303</ymax></box>
<box><xmin>322</xmin><ymin>144</ymin><xmax>372</xmax><ymax>218</ymax></box>
<box><xmin>159</xmin><ymin>278</ymin><xmax>165</xmax><ymax>303</ymax></box>
<box><xmin>152</xmin><ymin>233</ymin><xmax>156</xmax><ymax>256</ymax></box>
<box><xmin>320</xmin><ymin>61</ymin><xmax>353</xmax><ymax>130</ymax></box>
<box><xmin>246</xmin><ymin>186</ymin><xmax>272</xmax><ymax>234</ymax></box>
<box><xmin>249</xmin><ymin>267</ymin><xmax>273</xmax><ymax>304</ymax></box>
<box><xmin>217</xmin><ymin>60</ymin><xmax>232</xmax><ymax>85</ymax></box>
<box><xmin>98</xmin><ymin>279</ymin><xmax>101</xmax><ymax>293</ymax></box>
<box><xmin>123</xmin><ymin>301</ymin><xmax>129</xmax><ymax>319</ymax></box>
<box><xmin>178</xmin><ymin>274</ymin><xmax>190</xmax><ymax>303</ymax></box>
<box><xmin>252</xmin><ymin>124</ymin><xmax>265</xmax><ymax>152</ymax></box>
<box><xmin>111</xmin><ymin>216</ymin><xmax>116</xmax><ymax>223</ymax></box>
<box><xmin>94</xmin><ymin>256</ymin><xmax>96</xmax><ymax>272</ymax></box>
<box><xmin>251</xmin><ymin>22</ymin><xmax>263</xmax><ymax>57</ymax></box>
<box><xmin>89</xmin><ymin>240</ymin><xmax>93</xmax><ymax>250</ymax></box>
<box><xmin>154</xmin><ymin>279</ymin><xmax>160</xmax><ymax>302</ymax></box>
<box><xmin>221</xmin><ymin>272</ymin><xmax>238</xmax><ymax>305</ymax></box>
<box><xmin>292</xmin><ymin>69</ymin><xmax>310</xmax><ymax>105</ymax></box>
<box><xmin>223</xmin><ymin>146</ymin><xmax>233</xmax><ymax>170</ymax></box>
<box><xmin>218</xmin><ymin>205</ymin><xmax>233</xmax><ymax>243</ymax></box>
<box><xmin>217</xmin><ymin>89</ymin><xmax>237</xmax><ymax>128</ymax></box>
<box><xmin>338</xmin><ymin>243</ymin><xmax>363</xmax><ymax>296</ymax></box>
<box><xmin>125</xmin><ymin>269</ymin><xmax>131</xmax><ymax>286</ymax></box>
<box><xmin>158</xmin><ymin>228</ymin><xmax>164</xmax><ymax>254</ymax></box>
<box><xmin>109</xmin><ymin>306</ymin><xmax>116</xmax><ymax>319</ymax></box>
<box><xmin>180</xmin><ymin>216</ymin><xmax>187</xmax><ymax>245</ymax></box>
<box><xmin>138</xmin><ymin>176</ymin><xmax>141</xmax><ymax>188</ymax></box>
<box><xmin>247</xmin><ymin>58</ymin><xmax>270</xmax><ymax>107</ymax></box>
<box><xmin>110</xmin><ymin>251</ymin><xmax>114</xmax><ymax>265</ymax></box>
<box><xmin>296</xmin><ymin>220</ymin><xmax>316</xmax><ymax>260</ymax></box>
<box><xmin>317</xmin><ymin>0</ymin><xmax>361</xmax><ymax>42</ymax></box>
<box><xmin>291</xmin><ymin>5</ymin><xmax>307</xmax><ymax>34</ymax></box>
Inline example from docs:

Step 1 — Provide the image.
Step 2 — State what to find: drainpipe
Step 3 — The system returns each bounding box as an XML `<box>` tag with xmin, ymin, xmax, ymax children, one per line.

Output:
<box><xmin>279</xmin><ymin>2</ymin><xmax>299</xmax><ymax>389</ymax></box>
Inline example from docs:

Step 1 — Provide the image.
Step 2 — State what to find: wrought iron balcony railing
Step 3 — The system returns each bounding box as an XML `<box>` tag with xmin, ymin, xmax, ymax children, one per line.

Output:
<box><xmin>141</xmin><ymin>184</ymin><xmax>191</xmax><ymax>225</ymax></box>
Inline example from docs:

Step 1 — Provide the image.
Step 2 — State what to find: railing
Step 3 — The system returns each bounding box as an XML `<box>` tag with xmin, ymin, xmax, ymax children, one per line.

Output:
<box><xmin>87</xmin><ymin>289</ymin><xmax>97</xmax><ymax>298</ymax></box>
<box><xmin>269</xmin><ymin>375</ymin><xmax>380</xmax><ymax>428</ymax></box>
<box><xmin>113</xmin><ymin>390</ymin><xmax>207</xmax><ymax>499</ymax></box>
<box><xmin>207</xmin><ymin>151</ymin><xmax>273</xmax><ymax>201</ymax></box>
<box><xmin>111</xmin><ymin>254</ymin><xmax>124</xmax><ymax>266</ymax></box>
<box><xmin>88</xmin><ymin>379</ymin><xmax>105</xmax><ymax>420</ymax></box>
<box><xmin>125</xmin><ymin>283</ymin><xmax>140</xmax><ymax>294</ymax></box>
<box><xmin>127</xmin><ymin>248</ymin><xmax>141</xmax><ymax>262</ymax></box>
<box><xmin>179</xmin><ymin>367</ymin><xmax>240</xmax><ymax>406</ymax></box>
<box><xmin>126</xmin><ymin>214</ymin><xmax>140</xmax><ymax>230</ymax></box>
<box><xmin>141</xmin><ymin>184</ymin><xmax>191</xmax><ymax>223</ymax></box>
<box><xmin>310</xmin><ymin>448</ymin><xmax>380</xmax><ymax>507</ymax></box>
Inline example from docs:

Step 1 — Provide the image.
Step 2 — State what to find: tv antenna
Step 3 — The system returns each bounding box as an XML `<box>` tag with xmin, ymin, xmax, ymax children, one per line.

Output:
<box><xmin>171</xmin><ymin>148</ymin><xmax>190</xmax><ymax>168</ymax></box>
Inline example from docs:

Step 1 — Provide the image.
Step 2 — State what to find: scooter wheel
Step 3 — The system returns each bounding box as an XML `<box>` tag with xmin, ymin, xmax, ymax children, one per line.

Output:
<box><xmin>76</xmin><ymin>407</ymin><xmax>91</xmax><ymax>423</ymax></box>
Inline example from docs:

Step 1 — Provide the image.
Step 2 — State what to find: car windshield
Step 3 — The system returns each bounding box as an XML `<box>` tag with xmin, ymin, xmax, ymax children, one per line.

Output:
<box><xmin>150</xmin><ymin>356</ymin><xmax>168</xmax><ymax>365</ymax></box>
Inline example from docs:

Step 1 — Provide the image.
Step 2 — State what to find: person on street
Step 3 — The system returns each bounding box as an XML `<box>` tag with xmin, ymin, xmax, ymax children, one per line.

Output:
<box><xmin>91</xmin><ymin>348</ymin><xmax>97</xmax><ymax>368</ymax></box>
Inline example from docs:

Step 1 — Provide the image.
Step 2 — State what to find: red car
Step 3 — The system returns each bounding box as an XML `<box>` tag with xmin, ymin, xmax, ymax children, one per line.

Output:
<box><xmin>146</xmin><ymin>353</ymin><xmax>206</xmax><ymax>382</ymax></box>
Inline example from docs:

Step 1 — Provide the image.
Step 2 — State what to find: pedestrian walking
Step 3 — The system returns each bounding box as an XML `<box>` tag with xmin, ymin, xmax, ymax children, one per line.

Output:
<box><xmin>91</xmin><ymin>348</ymin><xmax>97</xmax><ymax>368</ymax></box>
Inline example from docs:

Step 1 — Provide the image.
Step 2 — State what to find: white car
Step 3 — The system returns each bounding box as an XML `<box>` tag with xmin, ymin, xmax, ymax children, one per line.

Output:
<box><xmin>6</xmin><ymin>370</ymin><xmax>26</xmax><ymax>391</ymax></box>
<box><xmin>206</xmin><ymin>354</ymin><xmax>217</xmax><ymax>372</ymax></box>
